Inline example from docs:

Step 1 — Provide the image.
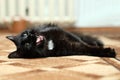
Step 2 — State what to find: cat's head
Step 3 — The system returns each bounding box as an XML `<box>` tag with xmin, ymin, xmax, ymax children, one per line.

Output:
<box><xmin>6</xmin><ymin>29</ymin><xmax>46</xmax><ymax>58</ymax></box>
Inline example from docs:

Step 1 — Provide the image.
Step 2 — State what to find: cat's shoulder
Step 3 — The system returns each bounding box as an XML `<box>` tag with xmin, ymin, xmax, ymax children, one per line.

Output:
<box><xmin>30</xmin><ymin>23</ymin><xmax>59</xmax><ymax>30</ymax></box>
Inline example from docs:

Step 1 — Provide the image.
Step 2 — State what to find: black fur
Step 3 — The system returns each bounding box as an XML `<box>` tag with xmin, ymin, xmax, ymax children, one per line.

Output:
<box><xmin>6</xmin><ymin>24</ymin><xmax>116</xmax><ymax>58</ymax></box>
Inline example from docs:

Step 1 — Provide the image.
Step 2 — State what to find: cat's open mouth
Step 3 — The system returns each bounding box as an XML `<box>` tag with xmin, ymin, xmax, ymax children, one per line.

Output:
<box><xmin>36</xmin><ymin>35</ymin><xmax>44</xmax><ymax>45</ymax></box>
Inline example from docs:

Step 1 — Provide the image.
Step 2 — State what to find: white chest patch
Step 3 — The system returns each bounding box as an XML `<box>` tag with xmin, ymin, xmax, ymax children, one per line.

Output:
<box><xmin>48</xmin><ymin>40</ymin><xmax>54</xmax><ymax>50</ymax></box>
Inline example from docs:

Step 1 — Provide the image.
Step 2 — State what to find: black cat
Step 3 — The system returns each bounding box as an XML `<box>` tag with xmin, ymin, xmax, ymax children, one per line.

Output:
<box><xmin>6</xmin><ymin>24</ymin><xmax>116</xmax><ymax>58</ymax></box>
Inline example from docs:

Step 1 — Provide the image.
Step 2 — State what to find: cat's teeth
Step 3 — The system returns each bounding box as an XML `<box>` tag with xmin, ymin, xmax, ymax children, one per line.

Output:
<box><xmin>40</xmin><ymin>36</ymin><xmax>43</xmax><ymax>40</ymax></box>
<box><xmin>36</xmin><ymin>38</ymin><xmax>40</xmax><ymax>43</ymax></box>
<box><xmin>36</xmin><ymin>35</ymin><xmax>44</xmax><ymax>45</ymax></box>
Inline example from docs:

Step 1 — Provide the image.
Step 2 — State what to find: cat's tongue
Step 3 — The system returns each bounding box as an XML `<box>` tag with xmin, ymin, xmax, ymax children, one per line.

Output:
<box><xmin>36</xmin><ymin>35</ymin><xmax>43</xmax><ymax>45</ymax></box>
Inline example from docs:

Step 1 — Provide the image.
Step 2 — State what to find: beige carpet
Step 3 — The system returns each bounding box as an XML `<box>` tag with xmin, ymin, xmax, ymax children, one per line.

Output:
<box><xmin>0</xmin><ymin>33</ymin><xmax>120</xmax><ymax>80</ymax></box>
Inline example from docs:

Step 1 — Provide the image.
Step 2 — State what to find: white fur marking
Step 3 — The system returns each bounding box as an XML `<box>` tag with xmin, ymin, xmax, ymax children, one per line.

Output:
<box><xmin>48</xmin><ymin>40</ymin><xmax>54</xmax><ymax>50</ymax></box>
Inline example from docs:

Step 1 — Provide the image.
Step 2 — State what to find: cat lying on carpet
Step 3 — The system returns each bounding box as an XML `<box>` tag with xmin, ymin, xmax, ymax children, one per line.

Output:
<box><xmin>6</xmin><ymin>24</ymin><xmax>116</xmax><ymax>58</ymax></box>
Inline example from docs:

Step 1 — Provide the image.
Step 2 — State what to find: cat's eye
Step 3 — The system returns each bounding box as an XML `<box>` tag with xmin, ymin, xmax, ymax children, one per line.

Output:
<box><xmin>25</xmin><ymin>43</ymin><xmax>30</xmax><ymax>46</ymax></box>
<box><xmin>22</xmin><ymin>33</ymin><xmax>28</xmax><ymax>38</ymax></box>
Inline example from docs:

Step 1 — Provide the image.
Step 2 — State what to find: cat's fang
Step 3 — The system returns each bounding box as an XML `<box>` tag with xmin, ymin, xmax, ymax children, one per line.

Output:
<box><xmin>36</xmin><ymin>37</ymin><xmax>41</xmax><ymax>43</ymax></box>
<box><xmin>36</xmin><ymin>35</ymin><xmax>44</xmax><ymax>45</ymax></box>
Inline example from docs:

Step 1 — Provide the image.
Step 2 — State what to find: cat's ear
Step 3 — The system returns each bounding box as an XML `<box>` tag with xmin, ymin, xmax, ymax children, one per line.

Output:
<box><xmin>8</xmin><ymin>51</ymin><xmax>21</xmax><ymax>58</ymax></box>
<box><xmin>6</xmin><ymin>36</ymin><xmax>15</xmax><ymax>42</ymax></box>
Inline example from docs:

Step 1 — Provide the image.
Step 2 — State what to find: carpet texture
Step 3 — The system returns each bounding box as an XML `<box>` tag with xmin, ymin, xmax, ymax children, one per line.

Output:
<box><xmin>0</xmin><ymin>33</ymin><xmax>120</xmax><ymax>80</ymax></box>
